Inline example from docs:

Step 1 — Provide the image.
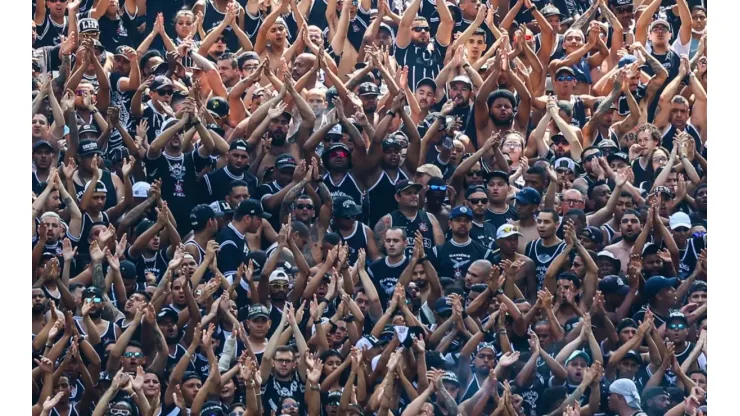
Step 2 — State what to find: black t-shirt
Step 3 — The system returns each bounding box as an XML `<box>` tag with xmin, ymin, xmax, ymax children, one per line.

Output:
<box><xmin>107</xmin><ymin>72</ymin><xmax>135</xmax><ymax>152</ymax></box>
<box><xmin>431</xmin><ymin>238</ymin><xmax>495</xmax><ymax>280</ymax></box>
<box><xmin>257</xmin><ymin>180</ymin><xmax>285</xmax><ymax>231</ymax></box>
<box><xmin>261</xmin><ymin>373</ymin><xmax>305</xmax><ymax>414</ymax></box>
<box><xmin>34</xmin><ymin>15</ymin><xmax>67</xmax><ymax>48</ymax></box>
<box><xmin>215</xmin><ymin>223</ymin><xmax>250</xmax><ymax>278</ymax></box>
<box><xmin>485</xmin><ymin>206</ymin><xmax>518</xmax><ymax>232</ymax></box>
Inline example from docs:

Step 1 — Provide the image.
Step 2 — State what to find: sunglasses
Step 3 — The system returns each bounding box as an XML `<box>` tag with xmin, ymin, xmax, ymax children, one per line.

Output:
<box><xmin>469</xmin><ymin>197</ymin><xmax>488</xmax><ymax>205</ymax></box>
<box><xmin>330</xmin><ymin>150</ymin><xmax>349</xmax><ymax>158</ymax></box>
<box><xmin>282</xmin><ymin>403</ymin><xmax>298</xmax><ymax>410</ymax></box>
<box><xmin>556</xmin><ymin>75</ymin><xmax>576</xmax><ymax>82</ymax></box>
<box><xmin>216</xmin><ymin>37</ymin><xmax>227</xmax><ymax>44</ymax></box>
<box><xmin>85</xmin><ymin>297</ymin><xmax>102</xmax><ymax>304</ymax></box>
<box><xmin>668</xmin><ymin>322</ymin><xmax>687</xmax><ymax>330</ymax></box>
<box><xmin>123</xmin><ymin>351</ymin><xmax>144</xmax><ymax>358</ymax></box>
<box><xmin>412</xmin><ymin>26</ymin><xmax>430</xmax><ymax>33</ymax></box>
<box><xmin>157</xmin><ymin>89</ymin><xmax>174</xmax><ymax>96</ymax></box>
<box><xmin>467</xmin><ymin>170</ymin><xmax>483</xmax><ymax>177</ymax></box>
<box><xmin>270</xmin><ymin>283</ymin><xmax>289</xmax><ymax>290</ymax></box>
<box><xmin>616</xmin><ymin>6</ymin><xmax>633</xmax><ymax>14</ymax></box>
<box><xmin>296</xmin><ymin>203</ymin><xmax>314</xmax><ymax>210</ymax></box>
<box><xmin>429</xmin><ymin>185</ymin><xmax>447</xmax><ymax>192</ymax></box>
<box><xmin>583</xmin><ymin>152</ymin><xmax>602</xmax><ymax>162</ymax></box>
<box><xmin>109</xmin><ymin>410</ymin><xmax>131</xmax><ymax>416</ymax></box>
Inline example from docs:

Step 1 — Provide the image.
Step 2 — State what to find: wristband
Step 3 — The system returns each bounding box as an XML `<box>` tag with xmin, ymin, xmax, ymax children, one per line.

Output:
<box><xmin>495</xmin><ymin>288</ymin><xmax>504</xmax><ymax>296</ymax></box>
<box><xmin>386</xmin><ymin>110</ymin><xmax>396</xmax><ymax>117</ymax></box>
<box><xmin>310</xmin><ymin>383</ymin><xmax>321</xmax><ymax>391</ymax></box>
<box><xmin>418</xmin><ymin>256</ymin><xmax>428</xmax><ymax>263</ymax></box>
<box><xmin>463</xmin><ymin>62</ymin><xmax>471</xmax><ymax>69</ymax></box>
<box><xmin>528</xmin><ymin>6</ymin><xmax>536</xmax><ymax>12</ymax></box>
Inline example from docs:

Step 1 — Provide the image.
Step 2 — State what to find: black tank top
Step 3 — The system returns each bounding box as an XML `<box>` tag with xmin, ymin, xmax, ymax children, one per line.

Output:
<box><xmin>367</xmin><ymin>169</ymin><xmax>408</xmax><ymax>228</ymax></box>
<box><xmin>331</xmin><ymin>221</ymin><xmax>367</xmax><ymax>266</ymax></box>
<box><xmin>202</xmin><ymin>0</ymin><xmax>239</xmax><ymax>52</ymax></box>
<box><xmin>389</xmin><ymin>209</ymin><xmax>435</xmax><ymax>258</ymax></box>
<box><xmin>74</xmin><ymin>170</ymin><xmax>119</xmax><ymax>212</ymax></box>
<box><xmin>571</xmin><ymin>96</ymin><xmax>587</xmax><ymax>129</ymax></box>
<box><xmin>323</xmin><ymin>172</ymin><xmax>365</xmax><ymax>221</ymax></box>
<box><xmin>662</xmin><ymin>124</ymin><xmax>703</xmax><ymax>153</ymax></box>
<box><xmin>601</xmin><ymin>223</ymin><xmax>616</xmax><ymax>245</ymax></box>
<box><xmin>525</xmin><ymin>239</ymin><xmax>567</xmax><ymax>290</ymax></box>
<box><xmin>184</xmin><ymin>238</ymin><xmax>207</xmax><ymax>265</ymax></box>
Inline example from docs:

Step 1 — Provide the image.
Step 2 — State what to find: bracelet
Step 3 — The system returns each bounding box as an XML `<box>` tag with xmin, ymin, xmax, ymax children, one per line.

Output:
<box><xmin>45</xmin><ymin>344</ymin><xmax>53</xmax><ymax>348</ymax></box>
<box><xmin>314</xmin><ymin>320</ymin><xmax>321</xmax><ymax>325</ymax></box>
<box><xmin>528</xmin><ymin>6</ymin><xmax>536</xmax><ymax>12</ymax></box>
<box><xmin>463</xmin><ymin>62</ymin><xmax>471</xmax><ymax>69</ymax></box>
<box><xmin>386</xmin><ymin>110</ymin><xmax>396</xmax><ymax>117</ymax></box>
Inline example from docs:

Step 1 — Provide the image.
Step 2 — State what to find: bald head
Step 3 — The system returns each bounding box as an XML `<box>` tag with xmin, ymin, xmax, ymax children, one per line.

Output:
<box><xmin>292</xmin><ymin>54</ymin><xmax>317</xmax><ymax>80</ymax></box>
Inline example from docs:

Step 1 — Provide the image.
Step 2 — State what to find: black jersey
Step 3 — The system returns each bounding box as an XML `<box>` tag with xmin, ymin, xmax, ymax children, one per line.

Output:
<box><xmin>202</xmin><ymin>0</ymin><xmax>240</xmax><ymax>52</ymax></box>
<box><xmin>183</xmin><ymin>238</ymin><xmax>208</xmax><ymax>265</ymax></box>
<box><xmin>525</xmin><ymin>239</ymin><xmax>568</xmax><ymax>290</ymax></box>
<box><xmin>601</xmin><ymin>223</ymin><xmax>617</xmax><ymax>245</ymax></box>
<box><xmin>107</xmin><ymin>72</ymin><xmax>135</xmax><ymax>152</ymax></box>
<box><xmin>367</xmin><ymin>256</ymin><xmax>410</xmax><ymax>307</ymax></box>
<box><xmin>74</xmin><ymin>170</ymin><xmax>119</xmax><ymax>212</ymax></box>
<box><xmin>34</xmin><ymin>16</ymin><xmax>67</xmax><ymax>48</ymax></box>
<box><xmin>661</xmin><ymin>123</ymin><xmax>703</xmax><ymax>153</ymax></box>
<box><xmin>389</xmin><ymin>209</ymin><xmax>436</xmax><ymax>258</ymax></box>
<box><xmin>257</xmin><ymin>180</ymin><xmax>286</xmax><ymax>231</ymax></box>
<box><xmin>202</xmin><ymin>166</ymin><xmax>258</xmax><ymax>203</ymax></box>
<box><xmin>367</xmin><ymin>170</ymin><xmax>408</xmax><ymax>228</ymax></box>
<box><xmin>331</xmin><ymin>221</ymin><xmax>369</xmax><ymax>266</ymax></box>
<box><xmin>96</xmin><ymin>13</ymin><xmax>132</xmax><ymax>51</ymax></box>
<box><xmin>569</xmin><ymin>96</ymin><xmax>588</xmax><ymax>129</ymax></box>
<box><xmin>145</xmin><ymin>150</ymin><xmax>212</xmax><ymax>235</ymax></box>
<box><xmin>395</xmin><ymin>38</ymin><xmax>447</xmax><ymax>90</ymax></box>
<box><xmin>485</xmin><ymin>206</ymin><xmax>518</xmax><ymax>231</ymax></box>
<box><xmin>216</xmin><ymin>223</ymin><xmax>249</xmax><ymax>278</ymax></box>
<box><xmin>431</xmin><ymin>238</ymin><xmax>494</xmax><ymax>281</ymax></box>
<box><xmin>470</xmin><ymin>220</ymin><xmax>497</xmax><ymax>249</ymax></box>
<box><xmin>618</xmin><ymin>85</ymin><xmax>647</xmax><ymax>118</ymax></box>
<box><xmin>261</xmin><ymin>373</ymin><xmax>305</xmax><ymax>414</ymax></box>
<box><xmin>141</xmin><ymin>100</ymin><xmax>171</xmax><ymax>143</ymax></box>
<box><xmin>454</xmin><ymin>16</ymin><xmax>495</xmax><ymax>48</ymax></box>
<box><xmin>674</xmin><ymin>236</ymin><xmax>703</xmax><ymax>280</ymax></box>
<box><xmin>323</xmin><ymin>172</ymin><xmax>363</xmax><ymax>210</ymax></box>
<box><xmin>130</xmin><ymin>247</ymin><xmax>170</xmax><ymax>284</ymax></box>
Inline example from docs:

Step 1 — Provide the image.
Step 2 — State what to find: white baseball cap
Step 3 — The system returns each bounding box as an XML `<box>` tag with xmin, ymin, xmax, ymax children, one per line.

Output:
<box><xmin>669</xmin><ymin>212</ymin><xmax>691</xmax><ymax>230</ymax></box>
<box><xmin>132</xmin><ymin>182</ymin><xmax>151</xmax><ymax>199</ymax></box>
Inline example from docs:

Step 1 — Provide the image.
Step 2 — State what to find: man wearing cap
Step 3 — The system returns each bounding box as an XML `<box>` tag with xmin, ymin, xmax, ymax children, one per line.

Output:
<box><xmin>71</xmin><ymin>139</ymin><xmax>123</xmax><ymax>213</ymax></box>
<box><xmin>510</xmin><ymin>187</ymin><xmax>541</xmax><ymax>254</ymax></box>
<box><xmin>258</xmin><ymin>154</ymin><xmax>305</xmax><ymax>230</ymax></box>
<box><xmin>410</xmin><ymin>78</ymin><xmax>437</xmax><ymax>123</ymax></box>
<box><xmin>395</xmin><ymin>0</ymin><xmax>453</xmax><ymax>90</ymax></box>
<box><xmin>667</xmin><ymin>212</ymin><xmax>703</xmax><ymax>279</ymax></box>
<box><xmin>182</xmin><ymin>204</ymin><xmax>219</xmax><ymax>265</ymax></box>
<box><xmin>490</xmin><ymin>223</ymin><xmax>537</xmax><ymax>302</ymax></box>
<box><xmin>633</xmin><ymin>275</ymin><xmax>679</xmax><ymax>328</ymax></box>
<box><xmin>132</xmin><ymin>75</ymin><xmax>176</xmax><ymax>141</ymax></box>
<box><xmin>374</xmin><ymin>180</ymin><xmax>444</xmax><ymax>259</ymax></box>
<box><xmin>535</xmin><ymin>67</ymin><xmax>594</xmax><ymax>128</ymax></box>
<box><xmin>128</xmin><ymin>204</ymin><xmax>181</xmax><ymax>282</ymax></box>
<box><xmin>641</xmin><ymin>387</ymin><xmax>671</xmax><ymax>416</ymax></box>
<box><xmin>202</xmin><ymin>139</ymin><xmax>258</xmax><ymax>203</ymax></box>
<box><xmin>431</xmin><ymin>205</ymin><xmax>494</xmax><ymax>280</ymax></box>
<box><xmin>329</xmin><ymin>196</ymin><xmax>380</xmax><ymax>264</ymax></box>
<box><xmin>146</xmin><ymin>112</ymin><xmax>216</xmax><ymax>234</ymax></box>
<box><xmin>635</xmin><ymin>1</ymin><xmax>682</xmax><ymax>82</ymax></box>
<box><xmin>609</xmin><ymin>378</ymin><xmax>647</xmax><ymax>415</ymax></box>
<box><xmin>462</xmin><ymin>185</ymin><xmax>497</xmax><ymax>249</ymax></box>
<box><xmin>216</xmin><ymin>199</ymin><xmax>271</xmax><ymax>278</ymax></box>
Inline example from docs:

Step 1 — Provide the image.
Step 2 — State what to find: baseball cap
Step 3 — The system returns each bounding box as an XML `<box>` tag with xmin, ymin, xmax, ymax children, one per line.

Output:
<box><xmin>449</xmin><ymin>75</ymin><xmax>473</xmax><ymax>88</ymax></box>
<box><xmin>134</xmin><ymin>219</ymin><xmax>155</xmax><ymax>237</ymax></box>
<box><xmin>609</xmin><ymin>378</ymin><xmax>642</xmax><ymax>410</ymax></box>
<box><xmin>114</xmin><ymin>45</ymin><xmax>130</xmax><ymax>58</ymax></box>
<box><xmin>641</xmin><ymin>387</ymin><xmax>669</xmax><ymax>405</ymax></box>
<box><xmin>210</xmin><ymin>200</ymin><xmax>233</xmax><ymax>217</ymax></box>
<box><xmin>79</xmin><ymin>124</ymin><xmax>100</xmax><ymax>137</ymax></box>
<box><xmin>598</xmin><ymin>139</ymin><xmax>619</xmax><ymax>150</ymax></box>
<box><xmin>617</xmin><ymin>318</ymin><xmax>638</xmax><ymax>334</ymax></box>
<box><xmin>622</xmin><ymin>350</ymin><xmax>642</xmax><ymax>364</ymax></box>
<box><xmin>653</xmin><ymin>185</ymin><xmax>674</xmax><ymax>199</ymax></box>
<box><xmin>335</xmin><ymin>197</ymin><xmax>362</xmax><ymax>218</ymax></box>
<box><xmin>200</xmin><ymin>401</ymin><xmax>226</xmax><ymax>416</ymax></box>
<box><xmin>269</xmin><ymin>269</ymin><xmax>289</xmax><ymax>283</ymax></box>
<box><xmin>555</xmin><ymin>67</ymin><xmax>576</xmax><ymax>77</ymax></box>
<box><xmin>207</xmin><ymin>96</ymin><xmax>229</xmax><ymax>118</ymax></box>
<box><xmin>496</xmin><ymin>224</ymin><xmax>522</xmax><ymax>239</ymax></box>
<box><xmin>382</xmin><ymin>136</ymin><xmax>405</xmax><ymax>150</ymax></box>
<box><xmin>554</xmin><ymin>157</ymin><xmax>576</xmax><ymax>173</ymax></box>
<box><xmin>327</xmin><ymin>390</ymin><xmax>343</xmax><ymax>404</ymax></box>
<box><xmin>610</xmin><ymin>0</ymin><xmax>634</xmax><ymax>6</ymax></box>
<box><xmin>565</xmin><ymin>350</ymin><xmax>591</xmax><ymax>366</ymax></box>
<box><xmin>465</xmin><ymin>185</ymin><xmax>487</xmax><ymax>198</ymax></box>
<box><xmin>441</xmin><ymin>371</ymin><xmax>461</xmax><ymax>387</ymax></box>
<box><xmin>132</xmin><ymin>182</ymin><xmax>151</xmax><ymax>199</ymax></box>
<box><xmin>357</xmin><ymin>82</ymin><xmax>379</xmax><ymax>97</ymax></box>
<box><xmin>235</xmin><ymin>199</ymin><xmax>271</xmax><ymax>219</ymax></box>
<box><xmin>687</xmin><ymin>280</ymin><xmax>707</xmax><ymax>296</ymax></box>
<box><xmin>514</xmin><ymin>187</ymin><xmax>541</xmax><ymax>205</ymax></box>
<box><xmin>607</xmin><ymin>152</ymin><xmax>629</xmax><ymax>164</ymax></box>
<box><xmin>416</xmin><ymin>163</ymin><xmax>443</xmax><ymax>179</ymax></box>
<box><xmin>581</xmin><ymin>226</ymin><xmax>603</xmax><ymax>244</ymax></box>
<box><xmin>643</xmin><ymin>276</ymin><xmax>678</xmax><ymax>299</ymax></box>
<box><xmin>78</xmin><ymin>18</ymin><xmax>99</xmax><ymax>33</ymax></box>
<box><xmin>229</xmin><ymin>140</ymin><xmax>249</xmax><ymax>152</ymax></box>
<box><xmin>435</xmin><ymin>297</ymin><xmax>453</xmax><ymax>315</ymax></box>
<box><xmin>599</xmin><ymin>275</ymin><xmax>629</xmax><ymax>296</ymax></box>
<box><xmin>150</xmin><ymin>75</ymin><xmax>173</xmax><ymax>91</ymax></box>
<box><xmin>157</xmin><ymin>307</ymin><xmax>178</xmax><ymax>322</ymax></box>
<box><xmin>248</xmin><ymin>304</ymin><xmax>270</xmax><ymax>319</ymax></box>
<box><xmin>119</xmin><ymin>260</ymin><xmax>137</xmax><ymax>280</ymax></box>
<box><xmin>667</xmin><ymin>311</ymin><xmax>689</xmax><ymax>325</ymax></box>
<box><xmin>618</xmin><ymin>54</ymin><xmax>638</xmax><ymax>68</ymax></box>
<box><xmin>669</xmin><ymin>212</ymin><xmax>691</xmax><ymax>230</ymax></box>
<box><xmin>449</xmin><ymin>206</ymin><xmax>473</xmax><ymax>220</ymax></box>
<box><xmin>649</xmin><ymin>19</ymin><xmax>671</xmax><ymax>32</ymax></box>
<box><xmin>487</xmin><ymin>170</ymin><xmax>510</xmax><ymax>183</ymax></box>
<box><xmin>642</xmin><ymin>242</ymin><xmax>660</xmax><ymax>257</ymax></box>
<box><xmin>84</xmin><ymin>180</ymin><xmax>108</xmax><ymax>194</ymax></box>
<box><xmin>82</xmin><ymin>286</ymin><xmax>104</xmax><ymax>299</ymax></box>
<box><xmin>395</xmin><ymin>179</ymin><xmax>423</xmax><ymax>194</ymax></box>
<box><xmin>190</xmin><ymin>204</ymin><xmax>216</xmax><ymax>228</ymax></box>
<box><xmin>541</xmin><ymin>4</ymin><xmax>563</xmax><ymax>17</ymax></box>
<box><xmin>33</xmin><ymin>140</ymin><xmax>54</xmax><ymax>152</ymax></box>
<box><xmin>416</xmin><ymin>77</ymin><xmax>437</xmax><ymax>92</ymax></box>
<box><xmin>275</xmin><ymin>153</ymin><xmax>297</xmax><ymax>171</ymax></box>
<box><xmin>98</xmin><ymin>371</ymin><xmax>112</xmax><ymax>383</ymax></box>
<box><xmin>76</xmin><ymin>137</ymin><xmax>100</xmax><ymax>155</ymax></box>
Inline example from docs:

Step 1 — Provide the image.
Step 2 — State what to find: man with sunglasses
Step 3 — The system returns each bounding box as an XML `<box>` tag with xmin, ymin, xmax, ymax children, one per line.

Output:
<box><xmin>534</xmin><ymin>67</ymin><xmax>595</xmax><ymax>129</ymax></box>
<box><xmin>132</xmin><ymin>76</ymin><xmax>175</xmax><ymax>143</ymax></box>
<box><xmin>463</xmin><ymin>185</ymin><xmax>497</xmax><ymax>249</ymax></box>
<box><xmin>329</xmin><ymin>196</ymin><xmax>380</xmax><ymax>264</ymax></box>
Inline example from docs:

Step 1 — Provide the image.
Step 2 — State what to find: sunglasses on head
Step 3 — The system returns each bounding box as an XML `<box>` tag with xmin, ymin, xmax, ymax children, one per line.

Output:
<box><xmin>467</xmin><ymin>170</ymin><xmax>483</xmax><ymax>177</ymax></box>
<box><xmin>296</xmin><ymin>203</ymin><xmax>314</xmax><ymax>210</ymax></box>
<box><xmin>429</xmin><ymin>185</ymin><xmax>447</xmax><ymax>192</ymax></box>
<box><xmin>556</xmin><ymin>75</ymin><xmax>576</xmax><ymax>82</ymax></box>
<box><xmin>412</xmin><ymin>26</ymin><xmax>430</xmax><ymax>33</ymax></box>
<box><xmin>469</xmin><ymin>197</ymin><xmax>488</xmax><ymax>205</ymax></box>
<box><xmin>124</xmin><ymin>351</ymin><xmax>144</xmax><ymax>358</ymax></box>
<box><xmin>583</xmin><ymin>152</ymin><xmax>602</xmax><ymax>162</ymax></box>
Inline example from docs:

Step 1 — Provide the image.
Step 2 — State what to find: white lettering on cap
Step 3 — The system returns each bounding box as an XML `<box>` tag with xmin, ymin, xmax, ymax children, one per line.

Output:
<box><xmin>82</xmin><ymin>143</ymin><xmax>97</xmax><ymax>151</ymax></box>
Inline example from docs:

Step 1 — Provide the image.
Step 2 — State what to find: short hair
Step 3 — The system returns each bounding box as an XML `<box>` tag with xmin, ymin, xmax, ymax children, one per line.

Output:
<box><xmin>564</xmin><ymin>209</ymin><xmax>586</xmax><ymax>225</ymax></box>
<box><xmin>133</xmin><ymin>290</ymin><xmax>152</xmax><ymax>302</ymax></box>
<box><xmin>525</xmin><ymin>165</ymin><xmax>547</xmax><ymax>182</ymax></box>
<box><xmin>126</xmin><ymin>340</ymin><xmax>144</xmax><ymax>351</ymax></box>
<box><xmin>471</xmin><ymin>28</ymin><xmax>487</xmax><ymax>41</ymax></box>
<box><xmin>228</xmin><ymin>180</ymin><xmax>249</xmax><ymax>194</ymax></box>
<box><xmin>412</xmin><ymin>16</ymin><xmax>428</xmax><ymax>24</ymax></box>
<box><xmin>217</xmin><ymin>53</ymin><xmax>238</xmax><ymax>69</ymax></box>
<box><xmin>237</xmin><ymin>51</ymin><xmax>260</xmax><ymax>68</ymax></box>
<box><xmin>539</xmin><ymin>208</ymin><xmax>560</xmax><ymax>223</ymax></box>
<box><xmin>636</xmin><ymin>123</ymin><xmax>662</xmax><ymax>142</ymax></box>
<box><xmin>671</xmin><ymin>95</ymin><xmax>689</xmax><ymax>106</ymax></box>
<box><xmin>324</xmin><ymin>232</ymin><xmax>341</xmax><ymax>245</ymax></box>
<box><xmin>139</xmin><ymin>50</ymin><xmax>163</xmax><ymax>73</ymax></box>
<box><xmin>619</xmin><ymin>191</ymin><xmax>633</xmax><ymax>199</ymax></box>
<box><xmin>488</xmin><ymin>89</ymin><xmax>517</xmax><ymax>109</ymax></box>
<box><xmin>385</xmin><ymin>227</ymin><xmax>407</xmax><ymax>240</ymax></box>
<box><xmin>622</xmin><ymin>209</ymin><xmax>641</xmax><ymax>219</ymax></box>
<box><xmin>275</xmin><ymin>345</ymin><xmax>295</xmax><ymax>357</ymax></box>
<box><xmin>587</xmin><ymin>180</ymin><xmax>609</xmax><ymax>198</ymax></box>
<box><xmin>291</xmin><ymin>220</ymin><xmax>310</xmax><ymax>239</ymax></box>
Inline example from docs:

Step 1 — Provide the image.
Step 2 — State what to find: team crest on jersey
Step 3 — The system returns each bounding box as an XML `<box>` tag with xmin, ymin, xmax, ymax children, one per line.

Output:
<box><xmin>419</xmin><ymin>222</ymin><xmax>428</xmax><ymax>232</ymax></box>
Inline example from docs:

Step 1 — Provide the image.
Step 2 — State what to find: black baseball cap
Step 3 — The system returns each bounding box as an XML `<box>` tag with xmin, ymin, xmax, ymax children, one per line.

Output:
<box><xmin>581</xmin><ymin>226</ymin><xmax>603</xmax><ymax>243</ymax></box>
<box><xmin>114</xmin><ymin>46</ymin><xmax>130</xmax><ymax>59</ymax></box>
<box><xmin>514</xmin><ymin>187</ymin><xmax>542</xmax><ymax>205</ymax></box>
<box><xmin>150</xmin><ymin>75</ymin><xmax>173</xmax><ymax>91</ymax></box>
<box><xmin>643</xmin><ymin>275</ymin><xmax>679</xmax><ymax>299</ymax></box>
<box><xmin>275</xmin><ymin>154</ymin><xmax>297</xmax><ymax>171</ymax></box>
<box><xmin>200</xmin><ymin>401</ymin><xmax>226</xmax><ymax>416</ymax></box>
<box><xmin>78</xmin><ymin>18</ymin><xmax>99</xmax><ymax>33</ymax></box>
<box><xmin>607</xmin><ymin>152</ymin><xmax>629</xmax><ymax>164</ymax></box>
<box><xmin>82</xmin><ymin>286</ymin><xmax>104</xmax><ymax>299</ymax></box>
<box><xmin>207</xmin><ymin>96</ymin><xmax>229</xmax><ymax>118</ymax></box>
<box><xmin>334</xmin><ymin>196</ymin><xmax>362</xmax><ymax>218</ymax></box>
<box><xmin>79</xmin><ymin>124</ymin><xmax>100</xmax><ymax>137</ymax></box>
<box><xmin>416</xmin><ymin>77</ymin><xmax>437</xmax><ymax>92</ymax></box>
<box><xmin>33</xmin><ymin>140</ymin><xmax>54</xmax><ymax>152</ymax></box>
<box><xmin>120</xmin><ymin>260</ymin><xmax>137</xmax><ymax>280</ymax></box>
<box><xmin>599</xmin><ymin>275</ymin><xmax>629</xmax><ymax>296</ymax></box>
<box><xmin>487</xmin><ymin>170</ymin><xmax>510</xmax><ymax>183</ymax></box>
<box><xmin>610</xmin><ymin>0</ymin><xmax>634</xmax><ymax>6</ymax></box>
<box><xmin>190</xmin><ymin>204</ymin><xmax>216</xmax><ymax>228</ymax></box>
<box><xmin>248</xmin><ymin>304</ymin><xmax>270</xmax><ymax>319</ymax></box>
<box><xmin>229</xmin><ymin>140</ymin><xmax>249</xmax><ymax>152</ymax></box>
<box><xmin>235</xmin><ymin>199</ymin><xmax>271</xmax><ymax>219</ymax></box>
<box><xmin>134</xmin><ymin>219</ymin><xmax>155</xmax><ymax>237</ymax></box>
<box><xmin>382</xmin><ymin>136</ymin><xmax>405</xmax><ymax>150</ymax></box>
<box><xmin>357</xmin><ymin>82</ymin><xmax>379</xmax><ymax>97</ymax></box>
<box><xmin>465</xmin><ymin>185</ymin><xmax>487</xmax><ymax>198</ymax></box>
<box><xmin>157</xmin><ymin>307</ymin><xmax>178</xmax><ymax>322</ymax></box>
<box><xmin>395</xmin><ymin>179</ymin><xmax>423</xmax><ymax>194</ymax></box>
<box><xmin>210</xmin><ymin>200</ymin><xmax>234</xmax><ymax>217</ymax></box>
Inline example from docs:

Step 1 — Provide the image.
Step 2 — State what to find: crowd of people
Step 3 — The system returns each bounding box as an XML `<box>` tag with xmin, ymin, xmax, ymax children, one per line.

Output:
<box><xmin>31</xmin><ymin>0</ymin><xmax>709</xmax><ymax>414</ymax></box>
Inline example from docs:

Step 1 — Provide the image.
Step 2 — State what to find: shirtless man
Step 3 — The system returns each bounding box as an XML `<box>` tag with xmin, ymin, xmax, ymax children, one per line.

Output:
<box><xmin>492</xmin><ymin>224</ymin><xmax>537</xmax><ymax>303</ymax></box>
<box><xmin>604</xmin><ymin>209</ymin><xmax>642</xmax><ymax>275</ymax></box>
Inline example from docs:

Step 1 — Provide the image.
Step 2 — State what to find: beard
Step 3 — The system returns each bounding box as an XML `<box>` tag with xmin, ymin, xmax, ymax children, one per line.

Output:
<box><xmin>491</xmin><ymin>114</ymin><xmax>514</xmax><ymax>127</ymax></box>
<box><xmin>271</xmin><ymin>133</ymin><xmax>287</xmax><ymax>147</ymax></box>
<box><xmin>89</xmin><ymin>309</ymin><xmax>103</xmax><ymax>319</ymax></box>
<box><xmin>621</xmin><ymin>232</ymin><xmax>638</xmax><ymax>242</ymax></box>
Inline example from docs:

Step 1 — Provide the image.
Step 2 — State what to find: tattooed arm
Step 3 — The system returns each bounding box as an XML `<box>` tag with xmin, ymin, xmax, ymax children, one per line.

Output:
<box><xmin>373</xmin><ymin>215</ymin><xmax>392</xmax><ymax>255</ymax></box>
<box><xmin>280</xmin><ymin>179</ymin><xmax>307</xmax><ymax>225</ymax></box>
